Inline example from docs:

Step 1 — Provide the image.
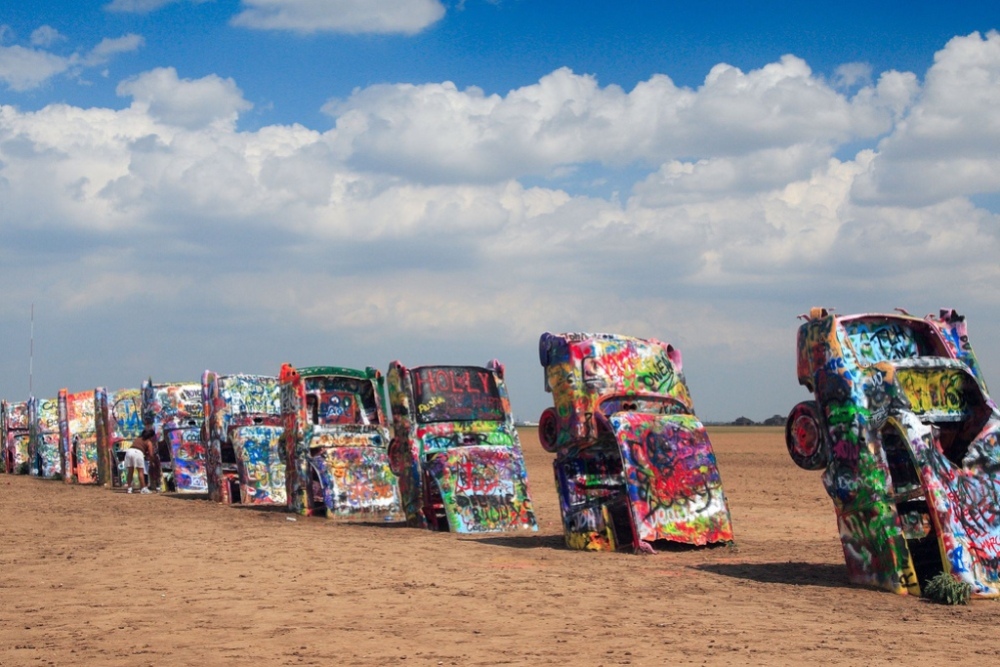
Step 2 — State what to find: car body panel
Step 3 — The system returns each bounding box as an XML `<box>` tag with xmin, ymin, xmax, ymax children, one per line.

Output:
<box><xmin>612</xmin><ymin>412</ymin><xmax>735</xmax><ymax>545</ymax></box>
<box><xmin>96</xmin><ymin>388</ymin><xmax>144</xmax><ymax>488</ymax></box>
<box><xmin>423</xmin><ymin>444</ymin><xmax>537</xmax><ymax>532</ymax></box>
<box><xmin>58</xmin><ymin>389</ymin><xmax>99</xmax><ymax>485</ymax></box>
<box><xmin>31</xmin><ymin>397</ymin><xmax>62</xmax><ymax>479</ymax></box>
<box><xmin>142</xmin><ymin>381</ymin><xmax>206</xmax><ymax>493</ymax></box>
<box><xmin>164</xmin><ymin>426</ymin><xmax>207</xmax><ymax>492</ymax></box>
<box><xmin>280</xmin><ymin>364</ymin><xmax>401</xmax><ymax>520</ymax></box>
<box><xmin>539</xmin><ymin>332</ymin><xmax>734</xmax><ymax>552</ymax></box>
<box><xmin>2</xmin><ymin>400</ymin><xmax>32</xmax><ymax>474</ymax></box>
<box><xmin>230</xmin><ymin>424</ymin><xmax>285</xmax><ymax>504</ymax></box>
<box><xmin>789</xmin><ymin>308</ymin><xmax>1000</xmax><ymax>598</ymax></box>
<box><xmin>387</xmin><ymin>361</ymin><xmax>537</xmax><ymax>533</ymax></box>
<box><xmin>203</xmin><ymin>371</ymin><xmax>284</xmax><ymax>505</ymax></box>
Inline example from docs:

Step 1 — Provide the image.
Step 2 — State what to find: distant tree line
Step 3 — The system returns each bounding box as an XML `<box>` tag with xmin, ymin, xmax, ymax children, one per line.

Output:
<box><xmin>708</xmin><ymin>415</ymin><xmax>785</xmax><ymax>426</ymax></box>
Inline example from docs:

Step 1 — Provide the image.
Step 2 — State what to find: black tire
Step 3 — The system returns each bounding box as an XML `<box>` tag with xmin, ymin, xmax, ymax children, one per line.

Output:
<box><xmin>785</xmin><ymin>401</ymin><xmax>829</xmax><ymax>470</ymax></box>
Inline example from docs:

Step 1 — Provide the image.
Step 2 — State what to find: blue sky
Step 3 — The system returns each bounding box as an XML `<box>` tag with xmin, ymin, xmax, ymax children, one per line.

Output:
<box><xmin>2</xmin><ymin>0</ymin><xmax>1000</xmax><ymax>422</ymax></box>
<box><xmin>7</xmin><ymin>2</ymin><xmax>997</xmax><ymax>128</ymax></box>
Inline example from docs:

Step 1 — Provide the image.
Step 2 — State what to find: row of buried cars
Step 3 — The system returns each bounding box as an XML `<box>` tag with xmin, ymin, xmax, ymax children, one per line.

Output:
<box><xmin>3</xmin><ymin>309</ymin><xmax>1000</xmax><ymax>600</ymax></box>
<box><xmin>0</xmin><ymin>363</ymin><xmax>534</xmax><ymax>531</ymax></box>
<box><xmin>0</xmin><ymin>342</ymin><xmax>735</xmax><ymax>546</ymax></box>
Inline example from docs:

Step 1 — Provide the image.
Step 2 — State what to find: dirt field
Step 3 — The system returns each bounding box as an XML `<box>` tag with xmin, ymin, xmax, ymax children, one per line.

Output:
<box><xmin>2</xmin><ymin>426</ymin><xmax>999</xmax><ymax>666</ymax></box>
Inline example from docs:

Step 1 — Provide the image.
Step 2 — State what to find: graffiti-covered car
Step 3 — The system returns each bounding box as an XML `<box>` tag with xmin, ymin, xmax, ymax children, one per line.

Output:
<box><xmin>59</xmin><ymin>389</ymin><xmax>99</xmax><ymax>484</ymax></box>
<box><xmin>2</xmin><ymin>400</ymin><xmax>32</xmax><ymax>474</ymax></box>
<box><xmin>538</xmin><ymin>332</ymin><xmax>734</xmax><ymax>552</ymax></box>
<box><xmin>280</xmin><ymin>364</ymin><xmax>401</xmax><ymax>520</ymax></box>
<box><xmin>142</xmin><ymin>380</ymin><xmax>206</xmax><ymax>493</ymax></box>
<box><xmin>203</xmin><ymin>371</ymin><xmax>285</xmax><ymax>505</ymax></box>
<box><xmin>31</xmin><ymin>397</ymin><xmax>62</xmax><ymax>479</ymax></box>
<box><xmin>788</xmin><ymin>307</ymin><xmax>1000</xmax><ymax>598</ymax></box>
<box><xmin>96</xmin><ymin>388</ymin><xmax>144</xmax><ymax>488</ymax></box>
<box><xmin>386</xmin><ymin>360</ymin><xmax>537</xmax><ymax>533</ymax></box>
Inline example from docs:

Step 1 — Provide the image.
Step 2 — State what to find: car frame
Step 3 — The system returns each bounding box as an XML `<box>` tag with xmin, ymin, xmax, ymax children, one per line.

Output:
<box><xmin>2</xmin><ymin>399</ymin><xmax>32</xmax><ymax>474</ymax></box>
<box><xmin>280</xmin><ymin>363</ymin><xmax>401</xmax><ymax>520</ymax></box>
<box><xmin>30</xmin><ymin>397</ymin><xmax>62</xmax><ymax>479</ymax></box>
<box><xmin>58</xmin><ymin>388</ymin><xmax>100</xmax><ymax>485</ymax></box>
<box><xmin>142</xmin><ymin>380</ymin><xmax>206</xmax><ymax>493</ymax></box>
<box><xmin>537</xmin><ymin>332</ymin><xmax>735</xmax><ymax>552</ymax></box>
<box><xmin>386</xmin><ymin>360</ymin><xmax>538</xmax><ymax>533</ymax></box>
<box><xmin>203</xmin><ymin>371</ymin><xmax>285</xmax><ymax>505</ymax></box>
<box><xmin>787</xmin><ymin>307</ymin><xmax>1000</xmax><ymax>597</ymax></box>
<box><xmin>95</xmin><ymin>387</ymin><xmax>145</xmax><ymax>489</ymax></box>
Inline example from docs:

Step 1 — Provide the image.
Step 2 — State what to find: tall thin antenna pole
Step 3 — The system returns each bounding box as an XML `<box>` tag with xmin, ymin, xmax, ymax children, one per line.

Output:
<box><xmin>29</xmin><ymin>303</ymin><xmax>34</xmax><ymax>396</ymax></box>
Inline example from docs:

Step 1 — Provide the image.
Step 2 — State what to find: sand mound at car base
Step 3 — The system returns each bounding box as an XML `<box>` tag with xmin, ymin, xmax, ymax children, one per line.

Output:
<box><xmin>2</xmin><ymin>427</ymin><xmax>999</xmax><ymax>666</ymax></box>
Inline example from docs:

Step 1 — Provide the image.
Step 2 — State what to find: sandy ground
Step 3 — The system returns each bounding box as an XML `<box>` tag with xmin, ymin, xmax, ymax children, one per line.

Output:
<box><xmin>3</xmin><ymin>426</ymin><xmax>1000</xmax><ymax>667</ymax></box>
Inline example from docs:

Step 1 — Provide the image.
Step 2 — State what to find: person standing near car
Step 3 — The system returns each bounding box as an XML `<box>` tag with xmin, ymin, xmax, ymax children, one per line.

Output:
<box><xmin>125</xmin><ymin>429</ymin><xmax>155</xmax><ymax>494</ymax></box>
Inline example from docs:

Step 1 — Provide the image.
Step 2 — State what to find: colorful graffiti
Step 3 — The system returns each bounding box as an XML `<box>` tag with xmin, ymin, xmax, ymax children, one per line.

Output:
<box><xmin>554</xmin><ymin>447</ymin><xmax>626</xmax><ymax>551</ymax></box>
<box><xmin>2</xmin><ymin>400</ymin><xmax>32</xmax><ymax>474</ymax></box>
<box><xmin>166</xmin><ymin>427</ymin><xmax>207</xmax><ymax>492</ymax></box>
<box><xmin>425</xmin><ymin>446</ymin><xmax>535</xmax><ymax>533</ymax></box>
<box><xmin>59</xmin><ymin>389</ymin><xmax>99</xmax><ymax>484</ymax></box>
<box><xmin>231</xmin><ymin>424</ymin><xmax>285</xmax><ymax>504</ymax></box>
<box><xmin>96</xmin><ymin>388</ymin><xmax>144</xmax><ymax>488</ymax></box>
<box><xmin>142</xmin><ymin>381</ymin><xmax>205</xmax><ymax>493</ymax></box>
<box><xmin>281</xmin><ymin>364</ymin><xmax>401</xmax><ymax>519</ymax></box>
<box><xmin>220</xmin><ymin>375</ymin><xmax>280</xmax><ymax>416</ymax></box>
<box><xmin>538</xmin><ymin>332</ymin><xmax>734</xmax><ymax>552</ymax></box>
<box><xmin>896</xmin><ymin>366</ymin><xmax>969</xmax><ymax>419</ymax></box>
<box><xmin>203</xmin><ymin>371</ymin><xmax>284</xmax><ymax>505</ymax></box>
<box><xmin>32</xmin><ymin>397</ymin><xmax>62</xmax><ymax>479</ymax></box>
<box><xmin>145</xmin><ymin>383</ymin><xmax>203</xmax><ymax>422</ymax></box>
<box><xmin>787</xmin><ymin>308</ymin><xmax>1000</xmax><ymax>598</ymax></box>
<box><xmin>617</xmin><ymin>413</ymin><xmax>733</xmax><ymax>544</ymax></box>
<box><xmin>845</xmin><ymin>320</ymin><xmax>925</xmax><ymax>364</ymax></box>
<box><xmin>412</xmin><ymin>367</ymin><xmax>505</xmax><ymax>423</ymax></box>
<box><xmin>387</xmin><ymin>360</ymin><xmax>537</xmax><ymax>533</ymax></box>
<box><xmin>310</xmin><ymin>446</ymin><xmax>399</xmax><ymax>517</ymax></box>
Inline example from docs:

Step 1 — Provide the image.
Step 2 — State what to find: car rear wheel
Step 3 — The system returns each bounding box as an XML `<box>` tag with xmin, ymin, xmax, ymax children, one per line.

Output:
<box><xmin>538</xmin><ymin>408</ymin><xmax>559</xmax><ymax>453</ymax></box>
<box><xmin>785</xmin><ymin>401</ymin><xmax>829</xmax><ymax>470</ymax></box>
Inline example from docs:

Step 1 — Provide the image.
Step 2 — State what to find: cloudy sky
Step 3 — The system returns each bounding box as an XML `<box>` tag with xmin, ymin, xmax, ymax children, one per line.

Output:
<box><xmin>2</xmin><ymin>1</ymin><xmax>1000</xmax><ymax>423</ymax></box>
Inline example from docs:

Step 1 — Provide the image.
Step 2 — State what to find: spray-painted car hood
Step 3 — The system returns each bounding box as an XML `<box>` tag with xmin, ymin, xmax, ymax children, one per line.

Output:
<box><xmin>609</xmin><ymin>411</ymin><xmax>734</xmax><ymax>546</ymax></box>
<box><xmin>308</xmin><ymin>426</ymin><xmax>400</xmax><ymax>518</ymax></box>
<box><xmin>165</xmin><ymin>426</ymin><xmax>207</xmax><ymax>492</ymax></box>
<box><xmin>230</xmin><ymin>424</ymin><xmax>285</xmax><ymax>504</ymax></box>
<box><xmin>423</xmin><ymin>443</ymin><xmax>537</xmax><ymax>533</ymax></box>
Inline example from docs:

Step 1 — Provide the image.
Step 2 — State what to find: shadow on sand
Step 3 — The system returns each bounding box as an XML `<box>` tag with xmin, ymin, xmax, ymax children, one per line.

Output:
<box><xmin>465</xmin><ymin>533</ymin><xmax>567</xmax><ymax>550</ymax></box>
<box><xmin>468</xmin><ymin>535</ymin><xmax>742</xmax><ymax>553</ymax></box>
<box><xmin>159</xmin><ymin>491</ymin><xmax>210</xmax><ymax>501</ymax></box>
<box><xmin>695</xmin><ymin>561</ymin><xmax>853</xmax><ymax>589</ymax></box>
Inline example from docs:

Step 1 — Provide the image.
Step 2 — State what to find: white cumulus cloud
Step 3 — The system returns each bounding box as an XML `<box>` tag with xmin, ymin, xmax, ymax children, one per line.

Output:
<box><xmin>232</xmin><ymin>0</ymin><xmax>446</xmax><ymax>34</ymax></box>
<box><xmin>0</xmin><ymin>29</ymin><xmax>143</xmax><ymax>91</ymax></box>
<box><xmin>84</xmin><ymin>34</ymin><xmax>144</xmax><ymax>66</ymax></box>
<box><xmin>853</xmin><ymin>30</ymin><xmax>1000</xmax><ymax>205</ymax></box>
<box><xmin>104</xmin><ymin>0</ymin><xmax>205</xmax><ymax>12</ymax></box>
<box><xmin>325</xmin><ymin>59</ymin><xmax>918</xmax><ymax>185</ymax></box>
<box><xmin>116</xmin><ymin>67</ymin><xmax>252</xmax><ymax>130</ymax></box>
<box><xmin>0</xmin><ymin>44</ymin><xmax>70</xmax><ymax>91</ymax></box>
<box><xmin>30</xmin><ymin>26</ymin><xmax>66</xmax><ymax>48</ymax></box>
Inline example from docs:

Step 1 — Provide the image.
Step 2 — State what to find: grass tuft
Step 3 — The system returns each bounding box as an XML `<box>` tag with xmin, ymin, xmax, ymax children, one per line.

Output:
<box><xmin>923</xmin><ymin>573</ymin><xmax>972</xmax><ymax>605</ymax></box>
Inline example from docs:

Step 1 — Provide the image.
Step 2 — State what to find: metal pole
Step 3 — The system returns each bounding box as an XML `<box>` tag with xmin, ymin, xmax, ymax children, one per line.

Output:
<box><xmin>29</xmin><ymin>303</ymin><xmax>34</xmax><ymax>396</ymax></box>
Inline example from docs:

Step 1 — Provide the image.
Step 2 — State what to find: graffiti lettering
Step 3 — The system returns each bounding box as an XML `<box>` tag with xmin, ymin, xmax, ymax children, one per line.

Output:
<box><xmin>220</xmin><ymin>376</ymin><xmax>280</xmax><ymax>416</ymax></box>
<box><xmin>638</xmin><ymin>353</ymin><xmax>675</xmax><ymax>393</ymax></box>
<box><xmin>846</xmin><ymin>321</ymin><xmax>922</xmax><ymax>363</ymax></box>
<box><xmin>453</xmin><ymin>493</ymin><xmax>530</xmax><ymax>531</ymax></box>
<box><xmin>413</xmin><ymin>367</ymin><xmax>504</xmax><ymax>423</ymax></box>
<box><xmin>832</xmin><ymin>439</ymin><xmax>859</xmax><ymax>465</ymax></box>
<box><xmin>897</xmin><ymin>367</ymin><xmax>968</xmax><ymax>416</ymax></box>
